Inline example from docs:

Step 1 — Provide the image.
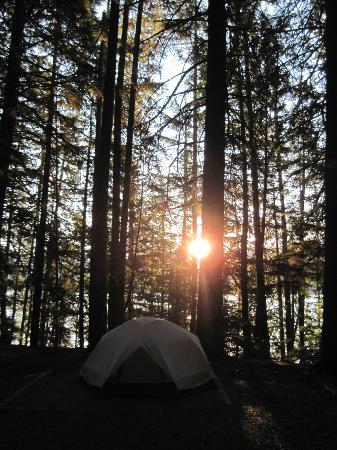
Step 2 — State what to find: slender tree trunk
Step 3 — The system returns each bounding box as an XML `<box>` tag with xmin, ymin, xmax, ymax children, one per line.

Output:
<box><xmin>272</xmin><ymin>190</ymin><xmax>286</xmax><ymax>360</ymax></box>
<box><xmin>9</xmin><ymin>230</ymin><xmax>22</xmax><ymax>341</ymax></box>
<box><xmin>108</xmin><ymin>0</ymin><xmax>131</xmax><ymax>329</ymax></box>
<box><xmin>39</xmin><ymin>229</ymin><xmax>53</xmax><ymax>346</ymax></box>
<box><xmin>159</xmin><ymin>193</ymin><xmax>167</xmax><ymax>318</ymax></box>
<box><xmin>51</xmin><ymin>140</ymin><xmax>62</xmax><ymax>347</ymax></box>
<box><xmin>118</xmin><ymin>0</ymin><xmax>144</xmax><ymax>325</ymax></box>
<box><xmin>19</xmin><ymin>236</ymin><xmax>35</xmax><ymax>345</ymax></box>
<box><xmin>19</xmin><ymin>176</ymin><xmax>42</xmax><ymax>345</ymax></box>
<box><xmin>0</xmin><ymin>0</ymin><xmax>27</xmax><ymax>341</ymax></box>
<box><xmin>30</xmin><ymin>29</ymin><xmax>59</xmax><ymax>346</ymax></box>
<box><xmin>232</xmin><ymin>2</ymin><xmax>253</xmax><ymax>354</ymax></box>
<box><xmin>126</xmin><ymin>181</ymin><xmax>144</xmax><ymax>318</ymax></box>
<box><xmin>276</xmin><ymin>149</ymin><xmax>293</xmax><ymax>355</ymax></box>
<box><xmin>196</xmin><ymin>0</ymin><xmax>226</xmax><ymax>356</ymax></box>
<box><xmin>243</xmin><ymin>30</ymin><xmax>270</xmax><ymax>358</ymax></box>
<box><xmin>94</xmin><ymin>22</ymin><xmax>106</xmax><ymax>155</ymax></box>
<box><xmin>238</xmin><ymin>79</ymin><xmax>253</xmax><ymax>357</ymax></box>
<box><xmin>171</xmin><ymin>143</ymin><xmax>189</xmax><ymax>326</ymax></box>
<box><xmin>79</xmin><ymin>111</ymin><xmax>93</xmax><ymax>349</ymax></box>
<box><xmin>298</xmin><ymin>161</ymin><xmax>306</xmax><ymax>352</ymax></box>
<box><xmin>0</xmin><ymin>191</ymin><xmax>13</xmax><ymax>341</ymax></box>
<box><xmin>0</xmin><ymin>0</ymin><xmax>27</xmax><ymax>228</ymax></box>
<box><xmin>272</xmin><ymin>60</ymin><xmax>292</xmax><ymax>357</ymax></box>
<box><xmin>261</xmin><ymin>116</ymin><xmax>269</xmax><ymax>247</ymax></box>
<box><xmin>89</xmin><ymin>2</ymin><xmax>119</xmax><ymax>347</ymax></box>
<box><xmin>190</xmin><ymin>15</ymin><xmax>199</xmax><ymax>334</ymax></box>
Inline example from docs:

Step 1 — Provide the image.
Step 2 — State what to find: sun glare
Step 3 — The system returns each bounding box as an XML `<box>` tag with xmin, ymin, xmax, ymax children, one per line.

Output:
<box><xmin>188</xmin><ymin>238</ymin><xmax>211</xmax><ymax>260</ymax></box>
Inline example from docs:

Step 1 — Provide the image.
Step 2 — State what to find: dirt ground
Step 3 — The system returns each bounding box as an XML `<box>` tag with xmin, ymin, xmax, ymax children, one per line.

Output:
<box><xmin>0</xmin><ymin>346</ymin><xmax>336</xmax><ymax>449</ymax></box>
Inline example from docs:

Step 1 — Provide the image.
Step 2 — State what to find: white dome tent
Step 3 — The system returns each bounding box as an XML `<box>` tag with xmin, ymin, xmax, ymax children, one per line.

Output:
<box><xmin>80</xmin><ymin>317</ymin><xmax>215</xmax><ymax>391</ymax></box>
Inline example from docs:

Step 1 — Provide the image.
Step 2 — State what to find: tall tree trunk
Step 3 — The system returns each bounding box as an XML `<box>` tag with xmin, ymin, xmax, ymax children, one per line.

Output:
<box><xmin>108</xmin><ymin>0</ymin><xmax>131</xmax><ymax>329</ymax></box>
<box><xmin>126</xmin><ymin>180</ymin><xmax>144</xmax><ymax>318</ymax></box>
<box><xmin>19</xmin><ymin>236</ymin><xmax>35</xmax><ymax>345</ymax></box>
<box><xmin>0</xmin><ymin>0</ymin><xmax>27</xmax><ymax>342</ymax></box>
<box><xmin>79</xmin><ymin>110</ymin><xmax>93</xmax><ymax>349</ymax></box>
<box><xmin>238</xmin><ymin>78</ymin><xmax>253</xmax><ymax>357</ymax></box>
<box><xmin>89</xmin><ymin>2</ymin><xmax>119</xmax><ymax>347</ymax></box>
<box><xmin>19</xmin><ymin>175</ymin><xmax>42</xmax><ymax>345</ymax></box>
<box><xmin>190</xmin><ymin>13</ymin><xmax>199</xmax><ymax>334</ymax></box>
<box><xmin>243</xmin><ymin>30</ymin><xmax>270</xmax><ymax>358</ymax></box>
<box><xmin>298</xmin><ymin>161</ymin><xmax>306</xmax><ymax>353</ymax></box>
<box><xmin>196</xmin><ymin>0</ymin><xmax>226</xmax><ymax>356</ymax></box>
<box><xmin>0</xmin><ymin>190</ymin><xmax>13</xmax><ymax>341</ymax></box>
<box><xmin>232</xmin><ymin>2</ymin><xmax>253</xmax><ymax>354</ymax></box>
<box><xmin>30</xmin><ymin>28</ymin><xmax>59</xmax><ymax>346</ymax></box>
<box><xmin>50</xmin><ymin>139</ymin><xmax>62</xmax><ymax>348</ymax></box>
<box><xmin>272</xmin><ymin>190</ymin><xmax>286</xmax><ymax>360</ymax></box>
<box><xmin>272</xmin><ymin>58</ymin><xmax>293</xmax><ymax>356</ymax></box>
<box><xmin>118</xmin><ymin>0</ymin><xmax>144</xmax><ymax>325</ymax></box>
<box><xmin>276</xmin><ymin>150</ymin><xmax>293</xmax><ymax>355</ymax></box>
<box><xmin>0</xmin><ymin>0</ymin><xmax>27</xmax><ymax>228</ymax></box>
<box><xmin>39</xmin><ymin>228</ymin><xmax>53</xmax><ymax>346</ymax></box>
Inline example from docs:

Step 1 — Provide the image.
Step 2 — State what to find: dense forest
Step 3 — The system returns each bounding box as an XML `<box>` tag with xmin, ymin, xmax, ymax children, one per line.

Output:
<box><xmin>0</xmin><ymin>0</ymin><xmax>335</xmax><ymax>372</ymax></box>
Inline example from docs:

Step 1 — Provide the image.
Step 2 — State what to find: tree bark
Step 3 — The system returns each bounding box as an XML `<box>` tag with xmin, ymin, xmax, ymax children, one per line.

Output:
<box><xmin>276</xmin><ymin>150</ymin><xmax>293</xmax><ymax>355</ymax></box>
<box><xmin>30</xmin><ymin>27</ymin><xmax>59</xmax><ymax>346</ymax></box>
<box><xmin>126</xmin><ymin>181</ymin><xmax>144</xmax><ymax>318</ymax></box>
<box><xmin>196</xmin><ymin>0</ymin><xmax>226</xmax><ymax>356</ymax></box>
<box><xmin>79</xmin><ymin>110</ymin><xmax>93</xmax><ymax>348</ymax></box>
<box><xmin>117</xmin><ymin>0</ymin><xmax>144</xmax><ymax>326</ymax></box>
<box><xmin>89</xmin><ymin>2</ymin><xmax>119</xmax><ymax>347</ymax></box>
<box><xmin>298</xmin><ymin>161</ymin><xmax>306</xmax><ymax>352</ymax></box>
<box><xmin>190</xmin><ymin>13</ymin><xmax>199</xmax><ymax>334</ymax></box>
<box><xmin>238</xmin><ymin>78</ymin><xmax>253</xmax><ymax>357</ymax></box>
<box><xmin>108</xmin><ymin>0</ymin><xmax>131</xmax><ymax>330</ymax></box>
<box><xmin>243</xmin><ymin>30</ymin><xmax>270</xmax><ymax>358</ymax></box>
<box><xmin>232</xmin><ymin>2</ymin><xmax>253</xmax><ymax>354</ymax></box>
<box><xmin>321</xmin><ymin>0</ymin><xmax>337</xmax><ymax>374</ymax></box>
<box><xmin>272</xmin><ymin>190</ymin><xmax>286</xmax><ymax>360</ymax></box>
<box><xmin>0</xmin><ymin>0</ymin><xmax>27</xmax><ymax>342</ymax></box>
<box><xmin>0</xmin><ymin>0</ymin><xmax>27</xmax><ymax>228</ymax></box>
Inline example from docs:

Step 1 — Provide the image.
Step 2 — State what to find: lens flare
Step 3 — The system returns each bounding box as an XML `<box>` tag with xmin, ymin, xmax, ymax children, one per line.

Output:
<box><xmin>188</xmin><ymin>238</ymin><xmax>210</xmax><ymax>260</ymax></box>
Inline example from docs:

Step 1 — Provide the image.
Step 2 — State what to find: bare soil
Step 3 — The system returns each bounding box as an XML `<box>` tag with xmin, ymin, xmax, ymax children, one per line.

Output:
<box><xmin>0</xmin><ymin>346</ymin><xmax>336</xmax><ymax>449</ymax></box>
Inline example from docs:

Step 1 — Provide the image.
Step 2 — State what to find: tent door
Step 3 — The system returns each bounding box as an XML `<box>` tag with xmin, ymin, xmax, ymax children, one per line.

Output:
<box><xmin>113</xmin><ymin>347</ymin><xmax>172</xmax><ymax>384</ymax></box>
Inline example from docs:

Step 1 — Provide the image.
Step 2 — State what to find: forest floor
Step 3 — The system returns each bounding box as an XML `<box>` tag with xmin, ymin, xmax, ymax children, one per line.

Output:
<box><xmin>0</xmin><ymin>346</ymin><xmax>336</xmax><ymax>449</ymax></box>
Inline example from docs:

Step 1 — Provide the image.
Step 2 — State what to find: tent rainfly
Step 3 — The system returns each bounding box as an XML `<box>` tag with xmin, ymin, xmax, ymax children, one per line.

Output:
<box><xmin>80</xmin><ymin>317</ymin><xmax>215</xmax><ymax>390</ymax></box>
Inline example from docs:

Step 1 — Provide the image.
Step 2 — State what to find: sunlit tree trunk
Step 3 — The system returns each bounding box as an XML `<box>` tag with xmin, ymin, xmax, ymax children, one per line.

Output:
<box><xmin>196</xmin><ymin>0</ymin><xmax>226</xmax><ymax>356</ymax></box>
<box><xmin>89</xmin><ymin>2</ymin><xmax>119</xmax><ymax>347</ymax></box>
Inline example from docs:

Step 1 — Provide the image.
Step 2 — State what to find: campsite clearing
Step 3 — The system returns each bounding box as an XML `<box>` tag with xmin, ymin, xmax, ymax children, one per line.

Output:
<box><xmin>0</xmin><ymin>346</ymin><xmax>336</xmax><ymax>449</ymax></box>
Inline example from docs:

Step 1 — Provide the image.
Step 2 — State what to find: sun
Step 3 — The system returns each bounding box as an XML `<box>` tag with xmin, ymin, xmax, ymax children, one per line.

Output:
<box><xmin>188</xmin><ymin>238</ymin><xmax>211</xmax><ymax>260</ymax></box>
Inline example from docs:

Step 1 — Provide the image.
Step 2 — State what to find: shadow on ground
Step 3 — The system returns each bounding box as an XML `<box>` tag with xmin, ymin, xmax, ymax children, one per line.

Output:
<box><xmin>0</xmin><ymin>347</ymin><xmax>336</xmax><ymax>449</ymax></box>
